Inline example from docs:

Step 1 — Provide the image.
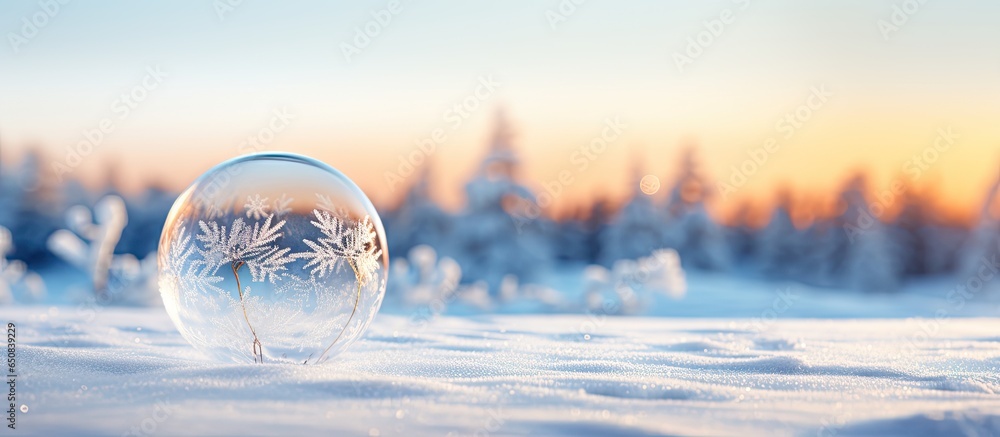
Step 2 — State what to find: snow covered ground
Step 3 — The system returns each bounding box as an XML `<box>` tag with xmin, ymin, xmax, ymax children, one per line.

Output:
<box><xmin>6</xmin><ymin>302</ymin><xmax>1000</xmax><ymax>437</ymax></box>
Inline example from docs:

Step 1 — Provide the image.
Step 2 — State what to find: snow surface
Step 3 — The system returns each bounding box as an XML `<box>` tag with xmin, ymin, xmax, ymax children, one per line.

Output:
<box><xmin>6</xmin><ymin>305</ymin><xmax>1000</xmax><ymax>436</ymax></box>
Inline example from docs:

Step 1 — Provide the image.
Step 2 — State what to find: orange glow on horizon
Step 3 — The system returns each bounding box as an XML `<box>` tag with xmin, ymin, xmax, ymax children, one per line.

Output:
<box><xmin>3</xmin><ymin>122</ymin><xmax>994</xmax><ymax>228</ymax></box>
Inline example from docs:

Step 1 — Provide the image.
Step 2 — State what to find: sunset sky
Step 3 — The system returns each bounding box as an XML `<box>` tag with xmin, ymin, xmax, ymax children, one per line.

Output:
<box><xmin>2</xmin><ymin>0</ymin><xmax>999</xmax><ymax>219</ymax></box>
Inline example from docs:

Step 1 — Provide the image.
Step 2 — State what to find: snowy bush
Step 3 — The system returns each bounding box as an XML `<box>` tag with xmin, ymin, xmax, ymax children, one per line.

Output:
<box><xmin>47</xmin><ymin>195</ymin><xmax>158</xmax><ymax>304</ymax></box>
<box><xmin>389</xmin><ymin>244</ymin><xmax>462</xmax><ymax>309</ymax></box>
<box><xmin>584</xmin><ymin>249</ymin><xmax>686</xmax><ymax>315</ymax></box>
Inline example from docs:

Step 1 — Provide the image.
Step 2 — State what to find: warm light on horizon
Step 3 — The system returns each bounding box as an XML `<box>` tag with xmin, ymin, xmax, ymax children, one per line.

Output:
<box><xmin>2</xmin><ymin>123</ymin><xmax>994</xmax><ymax>228</ymax></box>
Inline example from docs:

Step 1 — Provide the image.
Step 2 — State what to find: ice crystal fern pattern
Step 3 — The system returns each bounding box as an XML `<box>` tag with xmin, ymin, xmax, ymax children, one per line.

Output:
<box><xmin>160</xmin><ymin>195</ymin><xmax>382</xmax><ymax>364</ymax></box>
<box><xmin>297</xmin><ymin>210</ymin><xmax>381</xmax><ymax>283</ymax></box>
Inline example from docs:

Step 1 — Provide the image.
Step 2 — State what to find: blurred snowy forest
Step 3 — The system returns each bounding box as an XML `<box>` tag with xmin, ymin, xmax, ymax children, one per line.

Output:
<box><xmin>1</xmin><ymin>113</ymin><xmax>998</xmax><ymax>308</ymax></box>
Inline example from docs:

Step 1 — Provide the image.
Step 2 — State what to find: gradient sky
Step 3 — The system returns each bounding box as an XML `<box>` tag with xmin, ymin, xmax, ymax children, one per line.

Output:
<box><xmin>2</xmin><ymin>0</ymin><xmax>999</xmax><ymax>218</ymax></box>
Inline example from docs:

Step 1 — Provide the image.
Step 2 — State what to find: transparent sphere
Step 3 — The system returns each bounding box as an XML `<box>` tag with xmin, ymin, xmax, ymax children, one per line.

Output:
<box><xmin>158</xmin><ymin>153</ymin><xmax>388</xmax><ymax>364</ymax></box>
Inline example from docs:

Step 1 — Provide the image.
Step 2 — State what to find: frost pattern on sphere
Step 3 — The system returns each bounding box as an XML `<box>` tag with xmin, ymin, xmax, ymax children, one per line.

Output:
<box><xmin>158</xmin><ymin>153</ymin><xmax>388</xmax><ymax>364</ymax></box>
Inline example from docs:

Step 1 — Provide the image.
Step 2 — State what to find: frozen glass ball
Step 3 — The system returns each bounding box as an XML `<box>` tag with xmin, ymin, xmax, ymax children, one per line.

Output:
<box><xmin>158</xmin><ymin>152</ymin><xmax>388</xmax><ymax>364</ymax></box>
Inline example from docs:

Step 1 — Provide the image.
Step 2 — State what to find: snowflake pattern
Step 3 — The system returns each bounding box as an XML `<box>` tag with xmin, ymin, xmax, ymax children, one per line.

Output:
<box><xmin>196</xmin><ymin>214</ymin><xmax>293</xmax><ymax>283</ymax></box>
<box><xmin>296</xmin><ymin>210</ymin><xmax>382</xmax><ymax>285</ymax></box>
<box><xmin>159</xmin><ymin>222</ymin><xmax>225</xmax><ymax>305</ymax></box>
<box><xmin>162</xmin><ymin>195</ymin><xmax>383</xmax><ymax>364</ymax></box>
<box><xmin>244</xmin><ymin>194</ymin><xmax>270</xmax><ymax>220</ymax></box>
<box><xmin>272</xmin><ymin>193</ymin><xmax>294</xmax><ymax>217</ymax></box>
<box><xmin>315</xmin><ymin>193</ymin><xmax>349</xmax><ymax>219</ymax></box>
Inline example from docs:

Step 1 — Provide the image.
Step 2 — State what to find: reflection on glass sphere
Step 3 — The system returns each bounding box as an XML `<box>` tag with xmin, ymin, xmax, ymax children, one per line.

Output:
<box><xmin>158</xmin><ymin>152</ymin><xmax>388</xmax><ymax>364</ymax></box>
